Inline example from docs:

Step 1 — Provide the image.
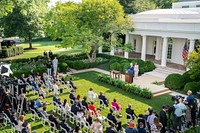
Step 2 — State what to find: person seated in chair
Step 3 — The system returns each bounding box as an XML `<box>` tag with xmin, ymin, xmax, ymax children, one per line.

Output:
<box><xmin>32</xmin><ymin>79</ymin><xmax>39</xmax><ymax>92</ymax></box>
<box><xmin>98</xmin><ymin>91</ymin><xmax>109</xmax><ymax>107</ymax></box>
<box><xmin>60</xmin><ymin>117</ymin><xmax>73</xmax><ymax>133</ymax></box>
<box><xmin>26</xmin><ymin>75</ymin><xmax>32</xmax><ymax>85</ymax></box>
<box><xmin>88</xmin><ymin>101</ymin><xmax>99</xmax><ymax>115</ymax></box>
<box><xmin>69</xmin><ymin>90</ymin><xmax>76</xmax><ymax>104</ymax></box>
<box><xmin>53</xmin><ymin>93</ymin><xmax>58</xmax><ymax>103</ymax></box>
<box><xmin>48</xmin><ymin>110</ymin><xmax>60</xmax><ymax>129</ymax></box>
<box><xmin>107</xmin><ymin>109</ymin><xmax>122</xmax><ymax>132</ymax></box>
<box><xmin>88</xmin><ymin>88</ymin><xmax>97</xmax><ymax>102</ymax></box>
<box><xmin>69</xmin><ymin>78</ymin><xmax>77</xmax><ymax>89</ymax></box>
<box><xmin>111</xmin><ymin>98</ymin><xmax>121</xmax><ymax>111</ymax></box>
<box><xmin>71</xmin><ymin>101</ymin><xmax>80</xmax><ymax>115</ymax></box>
<box><xmin>19</xmin><ymin>74</ymin><xmax>26</xmax><ymax>84</ymax></box>
<box><xmin>126</xmin><ymin>104</ymin><xmax>137</xmax><ymax>120</ymax></box>
<box><xmin>3</xmin><ymin>104</ymin><xmax>11</xmax><ymax>118</ymax></box>
<box><xmin>10</xmin><ymin>110</ymin><xmax>18</xmax><ymax>125</ymax></box>
<box><xmin>81</xmin><ymin>96</ymin><xmax>89</xmax><ymax>110</ymax></box>
<box><xmin>35</xmin><ymin>96</ymin><xmax>46</xmax><ymax>109</ymax></box>
<box><xmin>21</xmin><ymin>121</ymin><xmax>32</xmax><ymax>133</ymax></box>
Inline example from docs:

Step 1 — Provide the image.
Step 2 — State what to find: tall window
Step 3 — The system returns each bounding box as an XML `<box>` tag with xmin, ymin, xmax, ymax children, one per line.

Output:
<box><xmin>133</xmin><ymin>39</ymin><xmax>136</xmax><ymax>51</ymax></box>
<box><xmin>167</xmin><ymin>38</ymin><xmax>173</xmax><ymax>59</ymax></box>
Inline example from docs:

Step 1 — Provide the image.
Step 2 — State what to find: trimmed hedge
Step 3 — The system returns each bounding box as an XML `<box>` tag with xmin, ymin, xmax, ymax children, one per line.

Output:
<box><xmin>165</xmin><ymin>74</ymin><xmax>185</xmax><ymax>90</ymax></box>
<box><xmin>0</xmin><ymin>46</ymin><xmax>23</xmax><ymax>57</ymax></box>
<box><xmin>98</xmin><ymin>74</ymin><xmax>153</xmax><ymax>99</ymax></box>
<box><xmin>184</xmin><ymin>126</ymin><xmax>200</xmax><ymax>133</ymax></box>
<box><xmin>184</xmin><ymin>81</ymin><xmax>200</xmax><ymax>94</ymax></box>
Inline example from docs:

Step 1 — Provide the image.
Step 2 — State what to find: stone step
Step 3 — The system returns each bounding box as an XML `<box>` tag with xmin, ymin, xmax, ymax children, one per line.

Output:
<box><xmin>153</xmin><ymin>90</ymin><xmax>172</xmax><ymax>97</ymax></box>
<box><xmin>153</xmin><ymin>88</ymin><xmax>171</xmax><ymax>95</ymax></box>
<box><xmin>155</xmin><ymin>65</ymin><xmax>185</xmax><ymax>74</ymax></box>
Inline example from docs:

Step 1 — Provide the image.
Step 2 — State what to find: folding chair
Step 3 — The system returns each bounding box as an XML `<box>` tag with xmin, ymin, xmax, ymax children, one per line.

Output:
<box><xmin>29</xmin><ymin>108</ymin><xmax>40</xmax><ymax>121</ymax></box>
<box><xmin>83</xmin><ymin>121</ymin><xmax>90</xmax><ymax>133</ymax></box>
<box><xmin>69</xmin><ymin>112</ymin><xmax>76</xmax><ymax>124</ymax></box>
<box><xmin>40</xmin><ymin>112</ymin><xmax>49</xmax><ymax>126</ymax></box>
<box><xmin>48</xmin><ymin>120</ymin><xmax>57</xmax><ymax>133</ymax></box>
<box><xmin>60</xmin><ymin>125</ymin><xmax>67</xmax><ymax>133</ymax></box>
<box><xmin>126</xmin><ymin>113</ymin><xmax>133</xmax><ymax>123</ymax></box>
<box><xmin>98</xmin><ymin>99</ymin><xmax>105</xmax><ymax>109</ymax></box>
<box><xmin>112</xmin><ymin>105</ymin><xmax>118</xmax><ymax>116</ymax></box>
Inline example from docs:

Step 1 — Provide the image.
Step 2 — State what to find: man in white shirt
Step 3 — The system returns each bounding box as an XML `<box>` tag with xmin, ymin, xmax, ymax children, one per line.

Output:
<box><xmin>52</xmin><ymin>57</ymin><xmax>58</xmax><ymax>74</ymax></box>
<box><xmin>147</xmin><ymin>110</ymin><xmax>157</xmax><ymax>130</ymax></box>
<box><xmin>53</xmin><ymin>81</ymin><xmax>59</xmax><ymax>95</ymax></box>
<box><xmin>88</xmin><ymin>88</ymin><xmax>97</xmax><ymax>102</ymax></box>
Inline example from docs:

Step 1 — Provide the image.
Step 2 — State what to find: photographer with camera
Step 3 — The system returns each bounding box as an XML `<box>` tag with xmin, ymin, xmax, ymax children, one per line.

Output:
<box><xmin>173</xmin><ymin>96</ymin><xmax>186</xmax><ymax>132</ymax></box>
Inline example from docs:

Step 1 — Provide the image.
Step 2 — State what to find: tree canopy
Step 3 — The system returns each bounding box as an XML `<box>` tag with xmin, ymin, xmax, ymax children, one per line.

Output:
<box><xmin>0</xmin><ymin>0</ymin><xmax>14</xmax><ymax>17</ymax></box>
<box><xmin>45</xmin><ymin>0</ymin><xmax>132</xmax><ymax>62</ymax></box>
<box><xmin>0</xmin><ymin>0</ymin><xmax>49</xmax><ymax>48</ymax></box>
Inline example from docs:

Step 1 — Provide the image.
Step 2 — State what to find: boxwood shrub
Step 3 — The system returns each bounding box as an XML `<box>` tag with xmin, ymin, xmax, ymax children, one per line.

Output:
<box><xmin>184</xmin><ymin>82</ymin><xmax>200</xmax><ymax>94</ymax></box>
<box><xmin>165</xmin><ymin>74</ymin><xmax>185</xmax><ymax>90</ymax></box>
<box><xmin>98</xmin><ymin>74</ymin><xmax>153</xmax><ymax>99</ymax></box>
<box><xmin>0</xmin><ymin>46</ymin><xmax>23</xmax><ymax>57</ymax></box>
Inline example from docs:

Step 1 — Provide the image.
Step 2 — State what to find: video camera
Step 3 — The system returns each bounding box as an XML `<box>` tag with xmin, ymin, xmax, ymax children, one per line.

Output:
<box><xmin>171</xmin><ymin>95</ymin><xmax>185</xmax><ymax>102</ymax></box>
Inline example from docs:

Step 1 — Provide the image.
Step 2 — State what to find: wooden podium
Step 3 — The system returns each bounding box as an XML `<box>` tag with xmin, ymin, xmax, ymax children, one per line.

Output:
<box><xmin>125</xmin><ymin>74</ymin><xmax>133</xmax><ymax>83</ymax></box>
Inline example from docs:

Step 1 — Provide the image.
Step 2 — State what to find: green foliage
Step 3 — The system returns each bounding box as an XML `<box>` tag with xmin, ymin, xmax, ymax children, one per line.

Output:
<box><xmin>152</xmin><ymin>0</ymin><xmax>179</xmax><ymax>9</ymax></box>
<box><xmin>144</xmin><ymin>61</ymin><xmax>156</xmax><ymax>71</ymax></box>
<box><xmin>0</xmin><ymin>46</ymin><xmax>23</xmax><ymax>57</ymax></box>
<box><xmin>165</xmin><ymin>74</ymin><xmax>185</xmax><ymax>90</ymax></box>
<box><xmin>184</xmin><ymin>82</ymin><xmax>200</xmax><ymax>94</ymax></box>
<box><xmin>134</xmin><ymin>0</ymin><xmax>156</xmax><ymax>13</ymax></box>
<box><xmin>58</xmin><ymin>62</ymin><xmax>68</xmax><ymax>72</ymax></box>
<box><xmin>187</xmin><ymin>48</ymin><xmax>200</xmax><ymax>81</ymax></box>
<box><xmin>98</xmin><ymin>73</ymin><xmax>153</xmax><ymax>99</ymax></box>
<box><xmin>45</xmin><ymin>0</ymin><xmax>132</xmax><ymax>62</ymax></box>
<box><xmin>0</xmin><ymin>0</ymin><xmax>13</xmax><ymax>17</ymax></box>
<box><xmin>182</xmin><ymin>71</ymin><xmax>193</xmax><ymax>84</ymax></box>
<box><xmin>184</xmin><ymin>126</ymin><xmax>200</xmax><ymax>133</ymax></box>
<box><xmin>0</xmin><ymin>0</ymin><xmax>49</xmax><ymax>48</ymax></box>
<box><xmin>110</xmin><ymin>62</ymin><xmax>121</xmax><ymax>71</ymax></box>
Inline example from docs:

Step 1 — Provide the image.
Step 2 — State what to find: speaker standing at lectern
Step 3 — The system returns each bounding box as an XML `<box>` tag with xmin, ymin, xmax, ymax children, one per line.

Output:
<box><xmin>127</xmin><ymin>63</ymin><xmax>134</xmax><ymax>75</ymax></box>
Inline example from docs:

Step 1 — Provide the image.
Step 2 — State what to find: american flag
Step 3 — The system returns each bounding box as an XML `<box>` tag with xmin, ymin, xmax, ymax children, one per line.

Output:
<box><xmin>182</xmin><ymin>43</ymin><xmax>188</xmax><ymax>62</ymax></box>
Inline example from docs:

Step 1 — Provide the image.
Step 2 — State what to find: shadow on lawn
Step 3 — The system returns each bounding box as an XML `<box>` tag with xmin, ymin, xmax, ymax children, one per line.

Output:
<box><xmin>70</xmin><ymin>71</ymin><xmax>173</xmax><ymax>111</ymax></box>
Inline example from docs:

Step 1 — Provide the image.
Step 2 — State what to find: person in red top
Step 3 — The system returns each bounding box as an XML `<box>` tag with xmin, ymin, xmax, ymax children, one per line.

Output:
<box><xmin>88</xmin><ymin>102</ymin><xmax>99</xmax><ymax>115</ymax></box>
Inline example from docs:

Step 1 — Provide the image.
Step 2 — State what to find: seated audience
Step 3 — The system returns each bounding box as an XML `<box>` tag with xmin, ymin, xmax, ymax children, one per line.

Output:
<box><xmin>46</xmin><ymin>78</ymin><xmax>53</xmax><ymax>90</ymax></box>
<box><xmin>53</xmin><ymin>81</ymin><xmax>60</xmax><ymax>95</ymax></box>
<box><xmin>60</xmin><ymin>117</ymin><xmax>73</xmax><ymax>133</ymax></box>
<box><xmin>69</xmin><ymin>90</ymin><xmax>76</xmax><ymax>104</ymax></box>
<box><xmin>21</xmin><ymin>121</ymin><xmax>32</xmax><ymax>133</ymax></box>
<box><xmin>125</xmin><ymin>121</ymin><xmax>138</xmax><ymax>133</ymax></box>
<box><xmin>10</xmin><ymin>110</ymin><xmax>18</xmax><ymax>125</ymax></box>
<box><xmin>90</xmin><ymin>118</ymin><xmax>103</xmax><ymax>133</ymax></box>
<box><xmin>38</xmin><ymin>84</ymin><xmax>49</xmax><ymax>98</ymax></box>
<box><xmin>86</xmin><ymin>112</ymin><xmax>93</xmax><ymax>126</ymax></box>
<box><xmin>32</xmin><ymin>79</ymin><xmax>39</xmax><ymax>92</ymax></box>
<box><xmin>81</xmin><ymin>96</ymin><xmax>89</xmax><ymax>110</ymax></box>
<box><xmin>111</xmin><ymin>98</ymin><xmax>121</xmax><ymax>111</ymax></box>
<box><xmin>53</xmin><ymin>93</ymin><xmax>58</xmax><ymax>103</ymax></box>
<box><xmin>107</xmin><ymin>109</ymin><xmax>121</xmax><ymax>132</ymax></box>
<box><xmin>18</xmin><ymin>115</ymin><xmax>25</xmax><ymax>131</ymax></box>
<box><xmin>4</xmin><ymin>104</ymin><xmax>11</xmax><ymax>118</ymax></box>
<box><xmin>88</xmin><ymin>101</ymin><xmax>99</xmax><ymax>115</ymax></box>
<box><xmin>71</xmin><ymin>102</ymin><xmax>80</xmax><ymax>115</ymax></box>
<box><xmin>69</xmin><ymin>78</ymin><xmax>77</xmax><ymax>89</ymax></box>
<box><xmin>98</xmin><ymin>91</ymin><xmax>109</xmax><ymax>107</ymax></box>
<box><xmin>19</xmin><ymin>74</ymin><xmax>26</xmax><ymax>83</ymax></box>
<box><xmin>39</xmin><ymin>106</ymin><xmax>48</xmax><ymax>117</ymax></box>
<box><xmin>48</xmin><ymin>110</ymin><xmax>60</xmax><ymax>129</ymax></box>
<box><xmin>26</xmin><ymin>75</ymin><xmax>32</xmax><ymax>85</ymax></box>
<box><xmin>35</xmin><ymin>96</ymin><xmax>45</xmax><ymax>108</ymax></box>
<box><xmin>63</xmin><ymin>99</ymin><xmax>71</xmax><ymax>114</ymax></box>
<box><xmin>126</xmin><ymin>104</ymin><xmax>137</xmax><ymax>120</ymax></box>
<box><xmin>75</xmin><ymin>94</ymin><xmax>82</xmax><ymax>108</ymax></box>
<box><xmin>88</xmin><ymin>88</ymin><xmax>97</xmax><ymax>102</ymax></box>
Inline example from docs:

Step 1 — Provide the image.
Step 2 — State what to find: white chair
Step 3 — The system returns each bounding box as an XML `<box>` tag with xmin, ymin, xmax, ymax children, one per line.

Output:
<box><xmin>40</xmin><ymin>112</ymin><xmax>49</xmax><ymax>126</ymax></box>
<box><xmin>83</xmin><ymin>121</ymin><xmax>90</xmax><ymax>133</ymax></box>
<box><xmin>126</xmin><ymin>113</ymin><xmax>133</xmax><ymax>123</ymax></box>
<box><xmin>107</xmin><ymin>118</ymin><xmax>115</xmax><ymax>127</ymax></box>
<box><xmin>60</xmin><ymin>125</ymin><xmax>67</xmax><ymax>133</ymax></box>
<box><xmin>98</xmin><ymin>99</ymin><xmax>105</xmax><ymax>109</ymax></box>
<box><xmin>48</xmin><ymin>120</ymin><xmax>57</xmax><ymax>133</ymax></box>
<box><xmin>111</xmin><ymin>105</ymin><xmax>118</xmax><ymax>116</ymax></box>
<box><xmin>69</xmin><ymin>112</ymin><xmax>76</xmax><ymax>124</ymax></box>
<box><xmin>61</xmin><ymin>81</ymin><xmax>67</xmax><ymax>89</ymax></box>
<box><xmin>29</xmin><ymin>108</ymin><xmax>40</xmax><ymax>121</ymax></box>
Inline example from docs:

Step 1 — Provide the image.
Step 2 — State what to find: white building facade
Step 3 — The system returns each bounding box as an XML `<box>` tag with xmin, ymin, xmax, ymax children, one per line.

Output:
<box><xmin>103</xmin><ymin>0</ymin><xmax>200</xmax><ymax>67</ymax></box>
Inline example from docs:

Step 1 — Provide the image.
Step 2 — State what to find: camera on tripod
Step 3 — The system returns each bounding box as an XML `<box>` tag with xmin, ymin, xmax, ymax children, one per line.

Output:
<box><xmin>171</xmin><ymin>95</ymin><xmax>185</xmax><ymax>102</ymax></box>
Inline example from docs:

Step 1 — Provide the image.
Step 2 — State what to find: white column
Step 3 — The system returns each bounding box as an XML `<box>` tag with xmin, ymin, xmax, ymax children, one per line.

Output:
<box><xmin>98</xmin><ymin>46</ymin><xmax>102</xmax><ymax>53</ymax></box>
<box><xmin>124</xmin><ymin>33</ymin><xmax>129</xmax><ymax>59</ymax></box>
<box><xmin>155</xmin><ymin>37</ymin><xmax>161</xmax><ymax>60</ymax></box>
<box><xmin>141</xmin><ymin>35</ymin><xmax>147</xmax><ymax>61</ymax></box>
<box><xmin>110</xmin><ymin>46</ymin><xmax>114</xmax><ymax>55</ymax></box>
<box><xmin>189</xmin><ymin>39</ymin><xmax>195</xmax><ymax>52</ymax></box>
<box><xmin>161</xmin><ymin>37</ymin><xmax>168</xmax><ymax>67</ymax></box>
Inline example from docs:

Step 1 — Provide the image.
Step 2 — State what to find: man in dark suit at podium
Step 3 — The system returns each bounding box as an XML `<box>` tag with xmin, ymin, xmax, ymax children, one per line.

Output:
<box><xmin>126</xmin><ymin>63</ymin><xmax>134</xmax><ymax>83</ymax></box>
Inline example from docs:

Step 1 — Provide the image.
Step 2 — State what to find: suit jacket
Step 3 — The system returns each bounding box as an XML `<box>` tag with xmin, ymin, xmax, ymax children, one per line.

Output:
<box><xmin>126</xmin><ymin>108</ymin><xmax>137</xmax><ymax>120</ymax></box>
<box><xmin>107</xmin><ymin>113</ymin><xmax>117</xmax><ymax>124</ymax></box>
<box><xmin>99</xmin><ymin>94</ymin><xmax>108</xmax><ymax>104</ymax></box>
<box><xmin>60</xmin><ymin>122</ymin><xmax>72</xmax><ymax>132</ymax></box>
<box><xmin>10</xmin><ymin>115</ymin><xmax>18</xmax><ymax>125</ymax></box>
<box><xmin>81</xmin><ymin>100</ymin><xmax>88</xmax><ymax>109</ymax></box>
<box><xmin>49</xmin><ymin>114</ymin><xmax>59</xmax><ymax>127</ymax></box>
<box><xmin>71</xmin><ymin>104</ymin><xmax>79</xmax><ymax>115</ymax></box>
<box><xmin>159</xmin><ymin>110</ymin><xmax>167</xmax><ymax>126</ymax></box>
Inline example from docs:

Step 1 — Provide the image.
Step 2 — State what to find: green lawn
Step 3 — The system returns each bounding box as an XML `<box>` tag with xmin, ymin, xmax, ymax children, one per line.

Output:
<box><xmin>2</xmin><ymin>40</ymin><xmax>82</xmax><ymax>60</ymax></box>
<box><xmin>1</xmin><ymin>71</ymin><xmax>173</xmax><ymax>133</ymax></box>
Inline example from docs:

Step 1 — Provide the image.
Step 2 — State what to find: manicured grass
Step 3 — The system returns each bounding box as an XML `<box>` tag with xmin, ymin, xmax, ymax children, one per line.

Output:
<box><xmin>1</xmin><ymin>40</ymin><xmax>82</xmax><ymax>60</ymax></box>
<box><xmin>1</xmin><ymin>71</ymin><xmax>173</xmax><ymax>132</ymax></box>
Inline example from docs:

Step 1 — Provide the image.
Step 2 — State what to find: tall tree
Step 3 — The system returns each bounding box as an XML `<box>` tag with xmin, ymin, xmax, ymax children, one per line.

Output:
<box><xmin>0</xmin><ymin>0</ymin><xmax>14</xmax><ymax>17</ymax></box>
<box><xmin>45</xmin><ymin>0</ymin><xmax>132</xmax><ymax>62</ymax></box>
<box><xmin>134</xmin><ymin>0</ymin><xmax>156</xmax><ymax>13</ymax></box>
<box><xmin>119</xmin><ymin>0</ymin><xmax>136</xmax><ymax>14</ymax></box>
<box><xmin>0</xmin><ymin>0</ymin><xmax>49</xmax><ymax>48</ymax></box>
<box><xmin>153</xmin><ymin>0</ymin><xmax>179</xmax><ymax>9</ymax></box>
